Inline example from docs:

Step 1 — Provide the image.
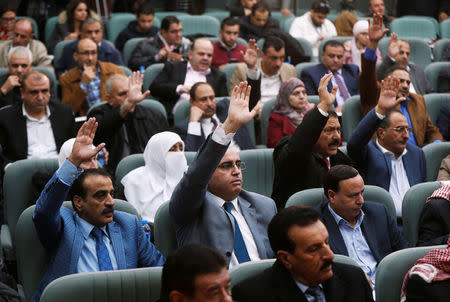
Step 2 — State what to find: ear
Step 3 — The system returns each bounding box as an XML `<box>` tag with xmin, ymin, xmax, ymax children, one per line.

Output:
<box><xmin>377</xmin><ymin>128</ymin><xmax>385</xmax><ymax>140</ymax></box>
<box><xmin>277</xmin><ymin>250</ymin><xmax>292</xmax><ymax>271</ymax></box>
<box><xmin>20</xmin><ymin>87</ymin><xmax>25</xmax><ymax>100</ymax></box>
<box><xmin>73</xmin><ymin>51</ymin><xmax>79</xmax><ymax>63</ymax></box>
<box><xmin>327</xmin><ymin>190</ymin><xmax>336</xmax><ymax>204</ymax></box>
<box><xmin>169</xmin><ymin>291</ymin><xmax>186</xmax><ymax>302</ymax></box>
<box><xmin>72</xmin><ymin>195</ymin><xmax>84</xmax><ymax>212</ymax></box>
<box><xmin>188</xmin><ymin>50</ymin><xmax>192</xmax><ymax>61</ymax></box>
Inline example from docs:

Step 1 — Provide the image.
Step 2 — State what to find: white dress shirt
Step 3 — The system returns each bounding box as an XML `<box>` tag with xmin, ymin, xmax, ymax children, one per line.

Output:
<box><xmin>247</xmin><ymin>68</ymin><xmax>281</xmax><ymax>104</ymax></box>
<box><xmin>174</xmin><ymin>62</ymin><xmax>210</xmax><ymax>113</ymax></box>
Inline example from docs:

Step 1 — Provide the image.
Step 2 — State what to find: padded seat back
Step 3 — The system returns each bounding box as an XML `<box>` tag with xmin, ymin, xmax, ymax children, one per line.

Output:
<box><xmin>422</xmin><ymin>142</ymin><xmax>450</xmax><ymax>182</ymax></box>
<box><xmin>143</xmin><ymin>63</ymin><xmax>164</xmax><ymax>92</ymax></box>
<box><xmin>341</xmin><ymin>95</ymin><xmax>361</xmax><ymax>142</ymax></box>
<box><xmin>239</xmin><ymin>148</ymin><xmax>274</xmax><ymax>197</ymax></box>
<box><xmin>424</xmin><ymin>63</ymin><xmax>450</xmax><ymax>92</ymax></box>
<box><xmin>123</xmin><ymin>38</ymin><xmax>146</xmax><ymax>67</ymax></box>
<box><xmin>177</xmin><ymin>15</ymin><xmax>220</xmax><ymax>36</ymax></box>
<box><xmin>260</xmin><ymin>98</ymin><xmax>276</xmax><ymax>146</ymax></box>
<box><xmin>390</xmin><ymin>17</ymin><xmax>437</xmax><ymax>40</ymax></box>
<box><xmin>153</xmin><ymin>202</ymin><xmax>176</xmax><ymax>258</ymax></box>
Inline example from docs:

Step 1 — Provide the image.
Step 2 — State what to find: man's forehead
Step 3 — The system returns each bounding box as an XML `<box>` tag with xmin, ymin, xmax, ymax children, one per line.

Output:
<box><xmin>219</xmin><ymin>147</ymin><xmax>240</xmax><ymax>163</ymax></box>
<box><xmin>84</xmin><ymin>23</ymin><xmax>102</xmax><ymax>31</ymax></box>
<box><xmin>325</xmin><ymin>116</ymin><xmax>340</xmax><ymax>127</ymax></box>
<box><xmin>392</xmin><ymin>70</ymin><xmax>410</xmax><ymax>80</ymax></box>
<box><xmin>10</xmin><ymin>54</ymin><xmax>30</xmax><ymax>64</ymax></box>
<box><xmin>325</xmin><ymin>46</ymin><xmax>344</xmax><ymax>55</ymax></box>
<box><xmin>264</xmin><ymin>46</ymin><xmax>285</xmax><ymax>56</ymax></box>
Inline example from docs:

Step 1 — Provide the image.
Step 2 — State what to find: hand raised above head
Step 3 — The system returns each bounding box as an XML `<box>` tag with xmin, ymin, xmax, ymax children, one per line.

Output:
<box><xmin>240</xmin><ymin>39</ymin><xmax>259</xmax><ymax>70</ymax></box>
<box><xmin>376</xmin><ymin>76</ymin><xmax>403</xmax><ymax>115</ymax></box>
<box><xmin>68</xmin><ymin>118</ymin><xmax>105</xmax><ymax>167</ymax></box>
<box><xmin>128</xmin><ymin>71</ymin><xmax>150</xmax><ymax>104</ymax></box>
<box><xmin>317</xmin><ymin>73</ymin><xmax>337</xmax><ymax>112</ymax></box>
<box><xmin>368</xmin><ymin>13</ymin><xmax>388</xmax><ymax>43</ymax></box>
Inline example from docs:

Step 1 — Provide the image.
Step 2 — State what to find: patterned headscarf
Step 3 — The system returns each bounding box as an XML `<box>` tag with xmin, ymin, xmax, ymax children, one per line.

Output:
<box><xmin>272</xmin><ymin>78</ymin><xmax>315</xmax><ymax>128</ymax></box>
<box><xmin>426</xmin><ymin>183</ymin><xmax>450</xmax><ymax>202</ymax></box>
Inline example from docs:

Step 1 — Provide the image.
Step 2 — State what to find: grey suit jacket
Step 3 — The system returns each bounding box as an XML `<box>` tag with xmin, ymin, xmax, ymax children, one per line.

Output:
<box><xmin>169</xmin><ymin>135</ymin><xmax>277</xmax><ymax>265</ymax></box>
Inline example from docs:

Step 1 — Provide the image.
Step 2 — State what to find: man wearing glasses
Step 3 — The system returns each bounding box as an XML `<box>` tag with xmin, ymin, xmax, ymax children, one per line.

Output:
<box><xmin>347</xmin><ymin>75</ymin><xmax>426</xmax><ymax>220</ymax></box>
<box><xmin>170</xmin><ymin>81</ymin><xmax>277</xmax><ymax>268</ymax></box>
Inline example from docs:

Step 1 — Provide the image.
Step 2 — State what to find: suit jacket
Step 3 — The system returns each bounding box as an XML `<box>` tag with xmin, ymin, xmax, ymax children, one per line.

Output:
<box><xmin>347</xmin><ymin>109</ymin><xmax>427</xmax><ymax>191</ymax></box>
<box><xmin>173</xmin><ymin>98</ymin><xmax>254</xmax><ymax>151</ymax></box>
<box><xmin>376</xmin><ymin>56</ymin><xmax>430</xmax><ymax>95</ymax></box>
<box><xmin>230</xmin><ymin>61</ymin><xmax>296</xmax><ymax>109</ymax></box>
<box><xmin>437</xmin><ymin>103</ymin><xmax>450</xmax><ymax>141</ymax></box>
<box><xmin>169</xmin><ymin>135</ymin><xmax>277</xmax><ymax>265</ymax></box>
<box><xmin>232</xmin><ymin>259</ymin><xmax>374</xmax><ymax>302</ymax></box>
<box><xmin>88</xmin><ymin>103</ymin><xmax>169</xmax><ymax>172</ymax></box>
<box><xmin>272</xmin><ymin>107</ymin><xmax>354</xmax><ymax>210</ymax></box>
<box><xmin>301</xmin><ymin>63</ymin><xmax>359</xmax><ymax>98</ymax></box>
<box><xmin>60</xmin><ymin>61</ymin><xmax>125</xmax><ymax>116</ymax></box>
<box><xmin>405</xmin><ymin>275</ymin><xmax>450</xmax><ymax>302</ymax></box>
<box><xmin>417</xmin><ymin>198</ymin><xmax>450</xmax><ymax>246</ymax></box>
<box><xmin>359</xmin><ymin>54</ymin><xmax>443</xmax><ymax>145</ymax></box>
<box><xmin>32</xmin><ymin>162</ymin><xmax>165</xmax><ymax>301</ymax></box>
<box><xmin>0</xmin><ymin>102</ymin><xmax>75</xmax><ymax>170</ymax></box>
<box><xmin>150</xmin><ymin>61</ymin><xmax>227</xmax><ymax>115</ymax></box>
<box><xmin>0</xmin><ymin>40</ymin><xmax>53</xmax><ymax>72</ymax></box>
<box><xmin>437</xmin><ymin>155</ymin><xmax>450</xmax><ymax>181</ymax></box>
<box><xmin>319</xmin><ymin>201</ymin><xmax>409</xmax><ymax>263</ymax></box>
<box><xmin>238</xmin><ymin>15</ymin><xmax>280</xmax><ymax>41</ymax></box>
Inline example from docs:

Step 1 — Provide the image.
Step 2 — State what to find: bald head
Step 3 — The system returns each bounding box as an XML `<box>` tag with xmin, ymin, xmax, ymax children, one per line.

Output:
<box><xmin>106</xmin><ymin>74</ymin><xmax>129</xmax><ymax>107</ymax></box>
<box><xmin>369</xmin><ymin>0</ymin><xmax>385</xmax><ymax>15</ymax></box>
<box><xmin>188</xmin><ymin>38</ymin><xmax>213</xmax><ymax>72</ymax></box>
<box><xmin>13</xmin><ymin>19</ymin><xmax>34</xmax><ymax>47</ymax></box>
<box><xmin>74</xmin><ymin>38</ymin><xmax>98</xmax><ymax>68</ymax></box>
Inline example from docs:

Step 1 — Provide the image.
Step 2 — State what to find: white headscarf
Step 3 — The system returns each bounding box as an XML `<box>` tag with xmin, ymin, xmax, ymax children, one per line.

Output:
<box><xmin>351</xmin><ymin>20</ymin><xmax>369</xmax><ymax>68</ymax></box>
<box><xmin>58</xmin><ymin>138</ymin><xmax>76</xmax><ymax>167</ymax></box>
<box><xmin>121</xmin><ymin>132</ymin><xmax>187</xmax><ymax>222</ymax></box>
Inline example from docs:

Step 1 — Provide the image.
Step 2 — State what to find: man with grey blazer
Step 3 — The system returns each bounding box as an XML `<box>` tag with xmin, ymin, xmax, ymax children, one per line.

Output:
<box><xmin>170</xmin><ymin>82</ymin><xmax>277</xmax><ymax>268</ymax></box>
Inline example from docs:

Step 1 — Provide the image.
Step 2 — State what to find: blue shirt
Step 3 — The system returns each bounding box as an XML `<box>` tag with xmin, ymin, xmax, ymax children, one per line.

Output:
<box><xmin>328</xmin><ymin>204</ymin><xmax>377</xmax><ymax>288</ymax></box>
<box><xmin>295</xmin><ymin>280</ymin><xmax>325</xmax><ymax>302</ymax></box>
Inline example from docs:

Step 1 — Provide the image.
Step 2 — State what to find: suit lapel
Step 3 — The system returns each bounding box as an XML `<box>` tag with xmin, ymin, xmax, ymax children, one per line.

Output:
<box><xmin>401</xmin><ymin>149</ymin><xmax>415</xmax><ymax>186</ymax></box>
<box><xmin>372</xmin><ymin>141</ymin><xmax>393</xmax><ymax>180</ymax></box>
<box><xmin>238</xmin><ymin>196</ymin><xmax>266</xmax><ymax>257</ymax></box>
<box><xmin>323</xmin><ymin>264</ymin><xmax>347</xmax><ymax>302</ymax></box>
<box><xmin>69</xmin><ymin>217</ymin><xmax>86</xmax><ymax>273</ymax></box>
<box><xmin>321</xmin><ymin>205</ymin><xmax>349</xmax><ymax>256</ymax></box>
<box><xmin>270</xmin><ymin>261</ymin><xmax>309</xmax><ymax>302</ymax></box>
<box><xmin>15</xmin><ymin>106</ymin><xmax>28</xmax><ymax>159</ymax></box>
<box><xmin>49</xmin><ymin>104</ymin><xmax>63</xmax><ymax>149</ymax></box>
<box><xmin>360</xmin><ymin>212</ymin><xmax>381</xmax><ymax>262</ymax></box>
<box><xmin>108</xmin><ymin>222</ymin><xmax>126</xmax><ymax>269</ymax></box>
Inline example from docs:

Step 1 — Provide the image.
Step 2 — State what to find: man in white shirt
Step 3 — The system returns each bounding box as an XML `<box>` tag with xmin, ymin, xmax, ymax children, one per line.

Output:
<box><xmin>289</xmin><ymin>0</ymin><xmax>337</xmax><ymax>58</ymax></box>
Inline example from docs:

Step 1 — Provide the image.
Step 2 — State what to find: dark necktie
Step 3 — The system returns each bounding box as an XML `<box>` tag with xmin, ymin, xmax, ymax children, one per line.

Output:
<box><xmin>91</xmin><ymin>227</ymin><xmax>113</xmax><ymax>271</ymax></box>
<box><xmin>223</xmin><ymin>202</ymin><xmax>251</xmax><ymax>263</ymax></box>
<box><xmin>305</xmin><ymin>286</ymin><xmax>323</xmax><ymax>302</ymax></box>
<box><xmin>332</xmin><ymin>72</ymin><xmax>350</xmax><ymax>101</ymax></box>
<box><xmin>211</xmin><ymin>117</ymin><xmax>218</xmax><ymax>132</ymax></box>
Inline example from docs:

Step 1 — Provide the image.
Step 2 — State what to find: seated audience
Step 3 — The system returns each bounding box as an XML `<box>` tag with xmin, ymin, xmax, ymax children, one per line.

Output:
<box><xmin>173</xmin><ymin>82</ymin><xmax>254</xmax><ymax>151</ymax></box>
<box><xmin>121</xmin><ymin>131</ymin><xmax>187</xmax><ymax>223</ymax></box>
<box><xmin>360</xmin><ymin>14</ymin><xmax>443</xmax><ymax>145</ymax></box>
<box><xmin>272</xmin><ymin>73</ymin><xmax>354</xmax><ymax>210</ymax></box>
<box><xmin>438</xmin><ymin>155</ymin><xmax>450</xmax><ymax>181</ymax></box>
<box><xmin>289</xmin><ymin>0</ymin><xmax>337</xmax><ymax>58</ymax></box>
<box><xmin>230</xmin><ymin>0</ymin><xmax>258</xmax><ymax>17</ymax></box>
<box><xmin>47</xmin><ymin>0</ymin><xmax>98</xmax><ymax>54</ymax></box>
<box><xmin>128</xmin><ymin>15</ymin><xmax>191</xmax><ymax>71</ymax></box>
<box><xmin>212</xmin><ymin>17</ymin><xmax>247</xmax><ymax>69</ymax></box>
<box><xmin>401</xmin><ymin>237</ymin><xmax>450</xmax><ymax>302</ymax></box>
<box><xmin>238</xmin><ymin>1</ymin><xmax>280</xmax><ymax>41</ymax></box>
<box><xmin>0</xmin><ymin>71</ymin><xmax>75</xmax><ymax>171</ymax></box>
<box><xmin>0</xmin><ymin>4</ymin><xmax>15</xmax><ymax>40</ymax></box>
<box><xmin>150</xmin><ymin>38</ymin><xmax>227</xmax><ymax>115</ymax></box>
<box><xmin>55</xmin><ymin>18</ymin><xmax>123</xmax><ymax>78</ymax></box>
<box><xmin>437</xmin><ymin>103</ymin><xmax>450</xmax><ymax>141</ymax></box>
<box><xmin>58</xmin><ymin>137</ymin><xmax>99</xmax><ymax>169</ymax></box>
<box><xmin>232</xmin><ymin>206</ymin><xmax>374</xmax><ymax>302</ymax></box>
<box><xmin>416</xmin><ymin>184</ymin><xmax>450</xmax><ymax>246</ymax></box>
<box><xmin>88</xmin><ymin>73</ymin><xmax>168</xmax><ymax>172</ymax></box>
<box><xmin>397</xmin><ymin>0</ymin><xmax>449</xmax><ymax>21</ymax></box>
<box><xmin>230</xmin><ymin>37</ymin><xmax>296</xmax><ymax>106</ymax></box>
<box><xmin>347</xmin><ymin>76</ymin><xmax>426</xmax><ymax>218</ymax></box>
<box><xmin>159</xmin><ymin>244</ymin><xmax>231</xmax><ymax>302</ymax></box>
<box><xmin>369</xmin><ymin>0</ymin><xmax>394</xmax><ymax>28</ymax></box>
<box><xmin>0</xmin><ymin>19</ymin><xmax>53</xmax><ymax>72</ymax></box>
<box><xmin>301</xmin><ymin>40</ymin><xmax>359</xmax><ymax>112</ymax></box>
<box><xmin>333</xmin><ymin>0</ymin><xmax>358</xmax><ymax>36</ymax></box>
<box><xmin>343</xmin><ymin>20</ymin><xmax>381</xmax><ymax>69</ymax></box>
<box><xmin>114</xmin><ymin>2</ymin><xmax>158</xmax><ymax>53</ymax></box>
<box><xmin>320</xmin><ymin>165</ymin><xmax>409</xmax><ymax>287</ymax></box>
<box><xmin>31</xmin><ymin>118</ymin><xmax>165</xmax><ymax>301</ymax></box>
<box><xmin>267</xmin><ymin>78</ymin><xmax>315</xmax><ymax>148</ymax></box>
<box><xmin>170</xmin><ymin>82</ymin><xmax>276</xmax><ymax>267</ymax></box>
<box><xmin>60</xmin><ymin>38</ymin><xmax>125</xmax><ymax>116</ymax></box>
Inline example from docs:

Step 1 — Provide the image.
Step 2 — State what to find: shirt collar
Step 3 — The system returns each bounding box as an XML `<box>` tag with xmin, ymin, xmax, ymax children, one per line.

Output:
<box><xmin>76</xmin><ymin>214</ymin><xmax>110</xmax><ymax>240</ymax></box>
<box><xmin>375</xmin><ymin>139</ymin><xmax>408</xmax><ymax>158</ymax></box>
<box><xmin>187</xmin><ymin>61</ymin><xmax>211</xmax><ymax>76</ymax></box>
<box><xmin>22</xmin><ymin>103</ymin><xmax>51</xmax><ymax>121</ymax></box>
<box><xmin>328</xmin><ymin>203</ymin><xmax>365</xmax><ymax>228</ymax></box>
<box><xmin>219</xmin><ymin>39</ymin><xmax>237</xmax><ymax>50</ymax></box>
<box><xmin>294</xmin><ymin>279</ymin><xmax>324</xmax><ymax>294</ymax></box>
<box><xmin>200</xmin><ymin>114</ymin><xmax>219</xmax><ymax>125</ymax></box>
<box><xmin>212</xmin><ymin>192</ymin><xmax>238</xmax><ymax>210</ymax></box>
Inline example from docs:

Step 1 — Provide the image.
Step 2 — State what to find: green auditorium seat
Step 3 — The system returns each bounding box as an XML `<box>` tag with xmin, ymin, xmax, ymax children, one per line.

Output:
<box><xmin>425</xmin><ymin>63</ymin><xmax>450</xmax><ymax>92</ymax></box>
<box><xmin>260</xmin><ymin>98</ymin><xmax>276</xmax><ymax>146</ymax></box>
<box><xmin>239</xmin><ymin>148</ymin><xmax>274</xmax><ymax>197</ymax></box>
<box><xmin>424</xmin><ymin>93</ymin><xmax>450</xmax><ymax>127</ymax></box>
<box><xmin>154</xmin><ymin>202</ymin><xmax>177</xmax><ymax>258</ymax></box>
<box><xmin>122</xmin><ymin>38</ymin><xmax>146</xmax><ymax>67</ymax></box>
<box><xmin>441</xmin><ymin>19</ymin><xmax>450</xmax><ymax>39</ymax></box>
<box><xmin>390</xmin><ymin>17</ymin><xmax>437</xmax><ymax>40</ymax></box>
<box><xmin>423</xmin><ymin>142</ymin><xmax>450</xmax><ymax>182</ymax></box>
<box><xmin>177</xmin><ymin>15</ymin><xmax>220</xmax><ymax>36</ymax></box>
<box><xmin>341</xmin><ymin>95</ymin><xmax>361</xmax><ymax>142</ymax></box>
<box><xmin>143</xmin><ymin>63</ymin><xmax>164</xmax><ymax>92</ymax></box>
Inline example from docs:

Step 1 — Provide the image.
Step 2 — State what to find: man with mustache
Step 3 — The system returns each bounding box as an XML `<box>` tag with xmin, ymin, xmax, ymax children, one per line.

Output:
<box><xmin>170</xmin><ymin>81</ymin><xmax>276</xmax><ymax>268</ymax></box>
<box><xmin>173</xmin><ymin>82</ymin><xmax>254</xmax><ymax>151</ymax></box>
<box><xmin>232</xmin><ymin>206</ymin><xmax>374</xmax><ymax>302</ymax></box>
<box><xmin>272</xmin><ymin>73</ymin><xmax>354</xmax><ymax>210</ymax></box>
<box><xmin>347</xmin><ymin>75</ymin><xmax>426</xmax><ymax>220</ymax></box>
<box><xmin>319</xmin><ymin>165</ymin><xmax>409</xmax><ymax>289</ymax></box>
<box><xmin>31</xmin><ymin>117</ymin><xmax>165</xmax><ymax>301</ymax></box>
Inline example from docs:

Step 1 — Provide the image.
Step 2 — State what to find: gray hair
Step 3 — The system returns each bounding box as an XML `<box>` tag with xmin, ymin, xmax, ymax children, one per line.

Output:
<box><xmin>8</xmin><ymin>46</ymin><xmax>32</xmax><ymax>63</ymax></box>
<box><xmin>106</xmin><ymin>74</ymin><xmax>128</xmax><ymax>94</ymax></box>
<box><xmin>81</xmin><ymin>17</ymin><xmax>102</xmax><ymax>31</ymax></box>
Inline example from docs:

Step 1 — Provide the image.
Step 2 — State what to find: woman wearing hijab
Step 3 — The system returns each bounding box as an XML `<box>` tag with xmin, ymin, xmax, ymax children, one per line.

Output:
<box><xmin>121</xmin><ymin>131</ymin><xmax>187</xmax><ymax>223</ymax></box>
<box><xmin>343</xmin><ymin>20</ymin><xmax>382</xmax><ymax>69</ymax></box>
<box><xmin>267</xmin><ymin>78</ymin><xmax>315</xmax><ymax>148</ymax></box>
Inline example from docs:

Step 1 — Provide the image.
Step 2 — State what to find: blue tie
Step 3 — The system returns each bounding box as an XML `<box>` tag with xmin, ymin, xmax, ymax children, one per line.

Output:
<box><xmin>223</xmin><ymin>202</ymin><xmax>251</xmax><ymax>263</ymax></box>
<box><xmin>305</xmin><ymin>286</ymin><xmax>324</xmax><ymax>302</ymax></box>
<box><xmin>91</xmin><ymin>227</ymin><xmax>113</xmax><ymax>271</ymax></box>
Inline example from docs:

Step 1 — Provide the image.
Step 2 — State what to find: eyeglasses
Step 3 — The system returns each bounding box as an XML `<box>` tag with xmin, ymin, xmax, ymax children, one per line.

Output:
<box><xmin>217</xmin><ymin>161</ymin><xmax>246</xmax><ymax>171</ymax></box>
<box><xmin>390</xmin><ymin>126</ymin><xmax>412</xmax><ymax>133</ymax></box>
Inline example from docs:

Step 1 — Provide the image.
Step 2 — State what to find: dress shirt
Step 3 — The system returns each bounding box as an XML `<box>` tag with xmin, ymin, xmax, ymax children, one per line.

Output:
<box><xmin>295</xmin><ymin>280</ymin><xmax>325</xmax><ymax>302</ymax></box>
<box><xmin>247</xmin><ymin>67</ymin><xmax>281</xmax><ymax>104</ymax></box>
<box><xmin>375</xmin><ymin>140</ymin><xmax>410</xmax><ymax>217</ymax></box>
<box><xmin>328</xmin><ymin>204</ymin><xmax>377</xmax><ymax>287</ymax></box>
<box><xmin>399</xmin><ymin>99</ymin><xmax>418</xmax><ymax>146</ymax></box>
<box><xmin>22</xmin><ymin>104</ymin><xmax>58</xmax><ymax>159</ymax></box>
<box><xmin>174</xmin><ymin>62</ymin><xmax>210</xmax><ymax>112</ymax></box>
<box><xmin>330</xmin><ymin>69</ymin><xmax>349</xmax><ymax>107</ymax></box>
<box><xmin>211</xmin><ymin>126</ymin><xmax>260</xmax><ymax>268</ymax></box>
<box><xmin>79</xmin><ymin>66</ymin><xmax>102</xmax><ymax>108</ymax></box>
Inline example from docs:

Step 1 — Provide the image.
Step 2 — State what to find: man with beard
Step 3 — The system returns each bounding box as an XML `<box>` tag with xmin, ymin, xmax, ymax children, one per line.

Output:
<box><xmin>272</xmin><ymin>73</ymin><xmax>354</xmax><ymax>210</ymax></box>
<box><xmin>212</xmin><ymin>17</ymin><xmax>247</xmax><ymax>69</ymax></box>
<box><xmin>347</xmin><ymin>75</ymin><xmax>426</xmax><ymax>220</ymax></box>
<box><xmin>319</xmin><ymin>165</ymin><xmax>409</xmax><ymax>288</ymax></box>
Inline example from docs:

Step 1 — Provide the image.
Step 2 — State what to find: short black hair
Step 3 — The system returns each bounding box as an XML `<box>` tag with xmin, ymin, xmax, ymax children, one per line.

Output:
<box><xmin>0</xmin><ymin>3</ymin><xmax>15</xmax><ymax>16</ymax></box>
<box><xmin>322</xmin><ymin>40</ymin><xmax>345</xmax><ymax>52</ymax></box>
<box><xmin>190</xmin><ymin>82</ymin><xmax>213</xmax><ymax>100</ymax></box>
<box><xmin>22</xmin><ymin>70</ymin><xmax>49</xmax><ymax>90</ymax></box>
<box><xmin>378</xmin><ymin>108</ymin><xmax>404</xmax><ymax>130</ymax></box>
<box><xmin>312</xmin><ymin>0</ymin><xmax>331</xmax><ymax>14</ymax></box>
<box><xmin>268</xmin><ymin>206</ymin><xmax>321</xmax><ymax>254</ymax></box>
<box><xmin>339</xmin><ymin>0</ymin><xmax>355</xmax><ymax>11</ymax></box>
<box><xmin>160</xmin><ymin>245</ymin><xmax>227</xmax><ymax>299</ymax></box>
<box><xmin>136</xmin><ymin>2</ymin><xmax>154</xmax><ymax>16</ymax></box>
<box><xmin>68</xmin><ymin>169</ymin><xmax>113</xmax><ymax>209</ymax></box>
<box><xmin>220</xmin><ymin>16</ymin><xmax>240</xmax><ymax>30</ymax></box>
<box><xmin>161</xmin><ymin>16</ymin><xmax>180</xmax><ymax>32</ymax></box>
<box><xmin>323</xmin><ymin>165</ymin><xmax>359</xmax><ymax>198</ymax></box>
<box><xmin>251</xmin><ymin>1</ymin><xmax>270</xmax><ymax>16</ymax></box>
<box><xmin>262</xmin><ymin>35</ymin><xmax>285</xmax><ymax>53</ymax></box>
<box><xmin>385</xmin><ymin>65</ymin><xmax>409</xmax><ymax>79</ymax></box>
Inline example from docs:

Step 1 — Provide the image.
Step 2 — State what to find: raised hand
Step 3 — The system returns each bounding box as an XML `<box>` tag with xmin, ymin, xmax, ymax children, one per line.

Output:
<box><xmin>1</xmin><ymin>75</ymin><xmax>21</xmax><ymax>94</ymax></box>
<box><xmin>376</xmin><ymin>76</ymin><xmax>403</xmax><ymax>115</ymax></box>
<box><xmin>222</xmin><ymin>81</ymin><xmax>259</xmax><ymax>134</ymax></box>
<box><xmin>241</xmin><ymin>39</ymin><xmax>258</xmax><ymax>70</ymax></box>
<box><xmin>317</xmin><ymin>73</ymin><xmax>337</xmax><ymax>112</ymax></box>
<box><xmin>128</xmin><ymin>71</ymin><xmax>150</xmax><ymax>104</ymax></box>
<box><xmin>68</xmin><ymin>118</ymin><xmax>105</xmax><ymax>167</ymax></box>
<box><xmin>368</xmin><ymin>13</ymin><xmax>388</xmax><ymax>48</ymax></box>
<box><xmin>387</xmin><ymin>33</ymin><xmax>399</xmax><ymax>59</ymax></box>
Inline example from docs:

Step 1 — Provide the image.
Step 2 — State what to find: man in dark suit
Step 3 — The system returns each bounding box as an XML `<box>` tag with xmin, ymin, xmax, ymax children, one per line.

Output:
<box><xmin>347</xmin><ymin>76</ymin><xmax>427</xmax><ymax>218</ymax></box>
<box><xmin>319</xmin><ymin>165</ymin><xmax>409</xmax><ymax>287</ymax></box>
<box><xmin>173</xmin><ymin>82</ymin><xmax>254</xmax><ymax>151</ymax></box>
<box><xmin>170</xmin><ymin>82</ymin><xmax>276</xmax><ymax>268</ymax></box>
<box><xmin>32</xmin><ymin>118</ymin><xmax>165</xmax><ymax>301</ymax></box>
<box><xmin>0</xmin><ymin>70</ymin><xmax>74</xmax><ymax>171</ymax></box>
<box><xmin>232</xmin><ymin>206</ymin><xmax>374</xmax><ymax>302</ymax></box>
<box><xmin>54</xmin><ymin>18</ymin><xmax>123</xmax><ymax>78</ymax></box>
<box><xmin>150</xmin><ymin>38</ymin><xmax>227</xmax><ymax>116</ymax></box>
<box><xmin>301</xmin><ymin>40</ymin><xmax>359</xmax><ymax>111</ymax></box>
<box><xmin>238</xmin><ymin>1</ymin><xmax>280</xmax><ymax>41</ymax></box>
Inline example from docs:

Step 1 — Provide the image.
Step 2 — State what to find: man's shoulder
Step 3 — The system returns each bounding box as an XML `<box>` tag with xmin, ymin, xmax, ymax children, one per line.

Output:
<box><xmin>112</xmin><ymin>210</ymin><xmax>139</xmax><ymax>224</ymax></box>
<box><xmin>281</xmin><ymin>63</ymin><xmax>296</xmax><ymax>73</ymax></box>
<box><xmin>99</xmin><ymin>61</ymin><xmax>124</xmax><ymax>73</ymax></box>
<box><xmin>240</xmin><ymin>190</ymin><xmax>276</xmax><ymax>210</ymax></box>
<box><xmin>330</xmin><ymin>261</ymin><xmax>366</xmax><ymax>283</ymax></box>
<box><xmin>362</xmin><ymin>200</ymin><xmax>390</xmax><ymax>216</ymax></box>
<box><xmin>49</xmin><ymin>101</ymin><xmax>74</xmax><ymax>114</ymax></box>
<box><xmin>0</xmin><ymin>40</ymin><xmax>10</xmax><ymax>51</ymax></box>
<box><xmin>304</xmin><ymin>63</ymin><xmax>324</xmax><ymax>74</ymax></box>
<box><xmin>0</xmin><ymin>102</ymin><xmax>20</xmax><ymax>117</ymax></box>
<box><xmin>30</xmin><ymin>39</ymin><xmax>47</xmax><ymax>49</ymax></box>
<box><xmin>343</xmin><ymin>63</ymin><xmax>360</xmax><ymax>74</ymax></box>
<box><xmin>60</xmin><ymin>66</ymin><xmax>80</xmax><ymax>82</ymax></box>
